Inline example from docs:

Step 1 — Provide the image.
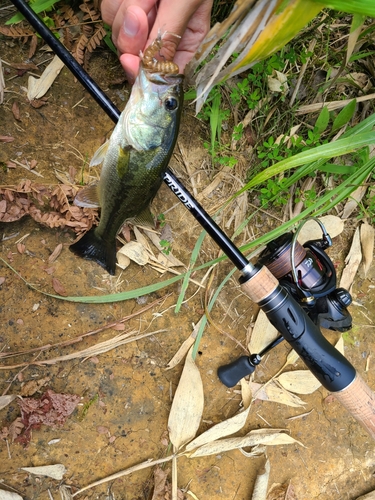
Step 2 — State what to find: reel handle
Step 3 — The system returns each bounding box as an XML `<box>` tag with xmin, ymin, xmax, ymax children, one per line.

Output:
<box><xmin>240</xmin><ymin>265</ymin><xmax>375</xmax><ymax>440</ymax></box>
<box><xmin>218</xmin><ymin>355</ymin><xmax>260</xmax><ymax>387</ymax></box>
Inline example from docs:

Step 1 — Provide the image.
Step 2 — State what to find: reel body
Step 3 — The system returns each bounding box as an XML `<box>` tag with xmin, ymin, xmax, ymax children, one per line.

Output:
<box><xmin>258</xmin><ymin>232</ymin><xmax>352</xmax><ymax>332</ymax></box>
<box><xmin>218</xmin><ymin>225</ymin><xmax>353</xmax><ymax>387</ymax></box>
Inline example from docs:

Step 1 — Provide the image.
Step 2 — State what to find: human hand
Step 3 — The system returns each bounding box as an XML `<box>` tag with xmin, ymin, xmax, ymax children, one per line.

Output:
<box><xmin>101</xmin><ymin>0</ymin><xmax>213</xmax><ymax>82</ymax></box>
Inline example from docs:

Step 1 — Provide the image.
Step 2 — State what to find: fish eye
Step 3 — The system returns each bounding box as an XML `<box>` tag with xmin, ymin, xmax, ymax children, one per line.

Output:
<box><xmin>164</xmin><ymin>96</ymin><xmax>178</xmax><ymax>111</ymax></box>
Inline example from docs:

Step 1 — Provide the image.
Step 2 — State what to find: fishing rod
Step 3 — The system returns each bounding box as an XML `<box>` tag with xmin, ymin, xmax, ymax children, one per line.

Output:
<box><xmin>11</xmin><ymin>0</ymin><xmax>375</xmax><ymax>439</ymax></box>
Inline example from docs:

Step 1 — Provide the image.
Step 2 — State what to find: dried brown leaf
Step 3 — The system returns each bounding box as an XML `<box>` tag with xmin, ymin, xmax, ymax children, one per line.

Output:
<box><xmin>87</xmin><ymin>25</ymin><xmax>106</xmax><ymax>53</ymax></box>
<box><xmin>360</xmin><ymin>222</ymin><xmax>374</xmax><ymax>277</ymax></box>
<box><xmin>17</xmin><ymin>389</ymin><xmax>80</xmax><ymax>445</ymax></box>
<box><xmin>21</xmin><ymin>377</ymin><xmax>50</xmax><ymax>397</ymax></box>
<box><xmin>252</xmin><ymin>459</ymin><xmax>270</xmax><ymax>500</ymax></box>
<box><xmin>0</xmin><ymin>395</ymin><xmax>17</xmax><ymax>411</ymax></box>
<box><xmin>12</xmin><ymin>101</ymin><xmax>21</xmax><ymax>121</ymax></box>
<box><xmin>0</xmin><ymin>25</ymin><xmax>34</xmax><ymax>38</ymax></box>
<box><xmin>21</xmin><ymin>464</ymin><xmax>66</xmax><ymax>480</ymax></box>
<box><xmin>168</xmin><ymin>347</ymin><xmax>204</xmax><ymax>449</ymax></box>
<box><xmin>52</xmin><ymin>277</ymin><xmax>67</xmax><ymax>296</ymax></box>
<box><xmin>151</xmin><ymin>466</ymin><xmax>169</xmax><ymax>500</ymax></box>
<box><xmin>8</xmin><ymin>417</ymin><xmax>24</xmax><ymax>442</ymax></box>
<box><xmin>16</xmin><ymin>243</ymin><xmax>26</xmax><ymax>254</ymax></box>
<box><xmin>339</xmin><ymin>226</ymin><xmax>362</xmax><ymax>290</ymax></box>
<box><xmin>0</xmin><ymin>488</ymin><xmax>23</xmax><ymax>500</ymax></box>
<box><xmin>73</xmin><ymin>34</ymin><xmax>89</xmax><ymax>65</ymax></box>
<box><xmin>49</xmin><ymin>243</ymin><xmax>63</xmax><ymax>263</ymax></box>
<box><xmin>29</xmin><ymin>99</ymin><xmax>48</xmax><ymax>108</ymax></box>
<box><xmin>267</xmin><ymin>483</ymin><xmax>298</xmax><ymax>500</ymax></box>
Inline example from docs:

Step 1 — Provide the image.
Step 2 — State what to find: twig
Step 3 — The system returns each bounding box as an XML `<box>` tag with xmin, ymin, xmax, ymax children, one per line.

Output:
<box><xmin>0</xmin><ymin>296</ymin><xmax>168</xmax><ymax>361</ymax></box>
<box><xmin>9</xmin><ymin>158</ymin><xmax>44</xmax><ymax>177</ymax></box>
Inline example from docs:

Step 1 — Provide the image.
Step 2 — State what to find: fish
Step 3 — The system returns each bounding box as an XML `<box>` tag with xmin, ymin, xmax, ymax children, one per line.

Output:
<box><xmin>69</xmin><ymin>34</ymin><xmax>184</xmax><ymax>275</ymax></box>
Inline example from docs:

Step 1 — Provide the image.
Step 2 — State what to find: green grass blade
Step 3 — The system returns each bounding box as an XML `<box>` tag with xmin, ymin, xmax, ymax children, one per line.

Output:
<box><xmin>6</xmin><ymin>0</ymin><xmax>60</xmax><ymax>24</ymax></box>
<box><xmin>314</xmin><ymin>0</ymin><xmax>375</xmax><ymax>16</ymax></box>
<box><xmin>234</xmin><ymin>132</ymin><xmax>375</xmax><ymax>199</ymax></box>
<box><xmin>175</xmin><ymin>229</ymin><xmax>207</xmax><ymax>313</ymax></box>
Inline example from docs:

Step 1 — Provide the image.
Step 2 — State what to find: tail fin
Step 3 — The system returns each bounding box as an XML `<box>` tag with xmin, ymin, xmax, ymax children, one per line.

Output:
<box><xmin>70</xmin><ymin>229</ymin><xmax>117</xmax><ymax>275</ymax></box>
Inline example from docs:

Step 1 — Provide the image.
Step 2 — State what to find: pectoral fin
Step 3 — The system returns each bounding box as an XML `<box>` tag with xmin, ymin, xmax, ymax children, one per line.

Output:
<box><xmin>90</xmin><ymin>140</ymin><xmax>110</xmax><ymax>167</ymax></box>
<box><xmin>74</xmin><ymin>183</ymin><xmax>101</xmax><ymax>208</ymax></box>
<box><xmin>129</xmin><ymin>207</ymin><xmax>155</xmax><ymax>227</ymax></box>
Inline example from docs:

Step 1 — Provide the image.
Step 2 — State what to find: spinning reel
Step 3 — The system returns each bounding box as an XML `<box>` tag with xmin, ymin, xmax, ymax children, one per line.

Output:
<box><xmin>218</xmin><ymin>220</ymin><xmax>352</xmax><ymax>387</ymax></box>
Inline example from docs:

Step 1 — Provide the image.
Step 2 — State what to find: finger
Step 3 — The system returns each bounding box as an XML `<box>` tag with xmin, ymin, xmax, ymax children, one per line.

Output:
<box><xmin>111</xmin><ymin>1</ymin><xmax>157</xmax><ymax>52</ymax></box>
<box><xmin>101</xmin><ymin>0</ymin><xmax>124</xmax><ymax>26</ymax></box>
<box><xmin>119</xmin><ymin>53</ymin><xmax>141</xmax><ymax>83</ymax></box>
<box><xmin>146</xmin><ymin>0</ymin><xmax>213</xmax><ymax>70</ymax></box>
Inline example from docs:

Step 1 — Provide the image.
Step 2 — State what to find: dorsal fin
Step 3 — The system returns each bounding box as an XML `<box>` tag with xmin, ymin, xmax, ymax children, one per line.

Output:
<box><xmin>89</xmin><ymin>140</ymin><xmax>110</xmax><ymax>167</ymax></box>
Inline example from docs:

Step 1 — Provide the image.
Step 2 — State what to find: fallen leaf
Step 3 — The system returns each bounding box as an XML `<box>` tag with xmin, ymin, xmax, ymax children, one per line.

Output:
<box><xmin>16</xmin><ymin>243</ymin><xmax>26</xmax><ymax>254</ymax></box>
<box><xmin>12</xmin><ymin>101</ymin><xmax>21</xmax><ymax>121</ymax></box>
<box><xmin>20</xmin><ymin>377</ymin><xmax>50</xmax><ymax>397</ymax></box>
<box><xmin>17</xmin><ymin>389</ymin><xmax>80</xmax><ymax>446</ymax></box>
<box><xmin>187</xmin><ymin>429</ymin><xmax>303</xmax><ymax>458</ymax></box>
<box><xmin>168</xmin><ymin>347</ymin><xmax>204</xmax><ymax>450</ymax></box>
<box><xmin>96</xmin><ymin>426</ymin><xmax>110</xmax><ymax>435</ymax></box>
<box><xmin>116</xmin><ymin>251</ymin><xmax>131</xmax><ymax>270</ymax></box>
<box><xmin>268</xmin><ymin>71</ymin><xmax>288</xmax><ymax>93</ymax></box>
<box><xmin>52</xmin><ymin>277</ymin><xmax>67</xmax><ymax>296</ymax></box>
<box><xmin>29</xmin><ymin>99</ymin><xmax>48</xmax><ymax>108</ymax></box>
<box><xmin>0</xmin><ymin>489</ymin><xmax>23</xmax><ymax>500</ymax></box>
<box><xmin>355</xmin><ymin>491</ymin><xmax>375</xmax><ymax>500</ymax></box>
<box><xmin>342</xmin><ymin>185</ymin><xmax>368</xmax><ymax>219</ymax></box>
<box><xmin>267</xmin><ymin>482</ymin><xmax>298</xmax><ymax>500</ymax></box>
<box><xmin>360</xmin><ymin>222</ymin><xmax>374</xmax><ymax>277</ymax></box>
<box><xmin>277</xmin><ymin>370</ymin><xmax>321</xmax><ymax>395</ymax></box>
<box><xmin>27</xmin><ymin>55</ymin><xmax>64</xmax><ymax>100</ymax></box>
<box><xmin>49</xmin><ymin>243</ymin><xmax>63</xmax><ymax>263</ymax></box>
<box><xmin>252</xmin><ymin>459</ymin><xmax>270</xmax><ymax>500</ymax></box>
<box><xmin>8</xmin><ymin>417</ymin><xmax>24</xmax><ymax>442</ymax></box>
<box><xmin>250</xmin><ymin>381</ymin><xmax>305</xmax><ymax>408</ymax></box>
<box><xmin>9</xmin><ymin>62</ymin><xmax>39</xmax><ymax>71</ymax></box>
<box><xmin>151</xmin><ymin>466</ymin><xmax>169</xmax><ymax>500</ymax></box>
<box><xmin>0</xmin><ymin>395</ymin><xmax>17</xmax><ymax>411</ymax></box>
<box><xmin>59</xmin><ymin>485</ymin><xmax>73</xmax><ymax>500</ymax></box>
<box><xmin>186</xmin><ymin>405</ymin><xmax>251</xmax><ymax>452</ymax></box>
<box><xmin>339</xmin><ymin>227</ymin><xmax>362</xmax><ymax>290</ymax></box>
<box><xmin>297</xmin><ymin>215</ymin><xmax>344</xmax><ymax>244</ymax></box>
<box><xmin>117</xmin><ymin>241</ymin><xmax>149</xmax><ymax>266</ymax></box>
<box><xmin>21</xmin><ymin>464</ymin><xmax>66</xmax><ymax>480</ymax></box>
<box><xmin>249</xmin><ymin>309</ymin><xmax>279</xmax><ymax>354</ymax></box>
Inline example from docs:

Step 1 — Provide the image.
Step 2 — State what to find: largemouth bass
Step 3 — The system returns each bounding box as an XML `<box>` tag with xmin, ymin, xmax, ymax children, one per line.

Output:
<box><xmin>70</xmin><ymin>35</ymin><xmax>184</xmax><ymax>275</ymax></box>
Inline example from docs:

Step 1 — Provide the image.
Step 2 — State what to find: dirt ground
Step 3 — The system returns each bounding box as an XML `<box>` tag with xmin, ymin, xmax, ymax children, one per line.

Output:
<box><xmin>2</xmin><ymin>38</ymin><xmax>375</xmax><ymax>500</ymax></box>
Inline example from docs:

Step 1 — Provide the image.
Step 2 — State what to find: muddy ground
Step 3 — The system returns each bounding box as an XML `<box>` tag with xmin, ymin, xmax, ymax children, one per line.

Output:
<box><xmin>1</xmin><ymin>37</ymin><xmax>375</xmax><ymax>500</ymax></box>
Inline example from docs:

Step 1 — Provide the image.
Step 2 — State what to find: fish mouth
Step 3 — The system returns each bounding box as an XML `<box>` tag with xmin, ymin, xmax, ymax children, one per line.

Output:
<box><xmin>144</xmin><ymin>70</ymin><xmax>184</xmax><ymax>85</ymax></box>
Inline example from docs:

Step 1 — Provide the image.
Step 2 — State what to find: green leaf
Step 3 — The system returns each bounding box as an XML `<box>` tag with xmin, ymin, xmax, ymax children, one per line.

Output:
<box><xmin>6</xmin><ymin>0</ymin><xmax>60</xmax><ymax>24</ymax></box>
<box><xmin>233</xmin><ymin>132</ymin><xmax>375</xmax><ymax>199</ymax></box>
<box><xmin>318</xmin><ymin>163</ymin><xmax>356</xmax><ymax>174</ymax></box>
<box><xmin>331</xmin><ymin>99</ymin><xmax>356</xmax><ymax>133</ymax></box>
<box><xmin>313</xmin><ymin>0</ymin><xmax>375</xmax><ymax>16</ymax></box>
<box><xmin>314</xmin><ymin>106</ymin><xmax>330</xmax><ymax>134</ymax></box>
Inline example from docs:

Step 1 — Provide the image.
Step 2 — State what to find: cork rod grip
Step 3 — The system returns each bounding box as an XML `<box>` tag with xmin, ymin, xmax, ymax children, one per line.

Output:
<box><xmin>333</xmin><ymin>373</ymin><xmax>375</xmax><ymax>439</ymax></box>
<box><xmin>240</xmin><ymin>266</ymin><xmax>279</xmax><ymax>303</ymax></box>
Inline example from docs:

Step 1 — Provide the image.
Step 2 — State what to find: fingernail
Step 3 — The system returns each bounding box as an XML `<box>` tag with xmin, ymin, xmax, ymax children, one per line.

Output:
<box><xmin>123</xmin><ymin>9</ymin><xmax>140</xmax><ymax>37</ymax></box>
<box><xmin>126</xmin><ymin>72</ymin><xmax>135</xmax><ymax>84</ymax></box>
